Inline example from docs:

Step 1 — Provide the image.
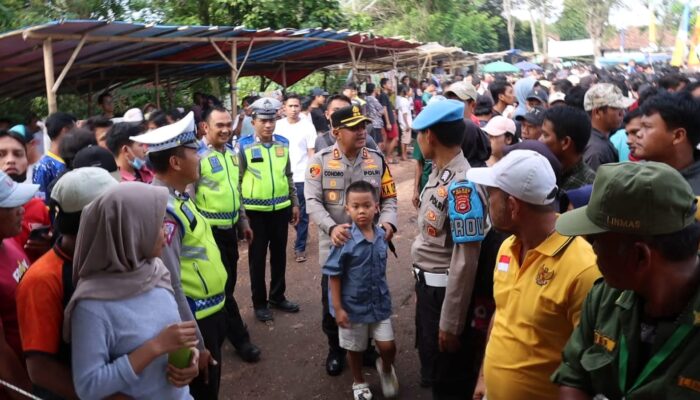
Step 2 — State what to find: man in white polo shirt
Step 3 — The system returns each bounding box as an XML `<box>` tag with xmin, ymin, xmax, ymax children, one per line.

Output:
<box><xmin>274</xmin><ymin>93</ymin><xmax>317</xmax><ymax>262</ymax></box>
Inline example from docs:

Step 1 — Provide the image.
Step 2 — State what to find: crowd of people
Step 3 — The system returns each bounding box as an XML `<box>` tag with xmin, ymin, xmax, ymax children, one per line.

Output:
<box><xmin>0</xmin><ymin>62</ymin><xmax>699</xmax><ymax>400</ymax></box>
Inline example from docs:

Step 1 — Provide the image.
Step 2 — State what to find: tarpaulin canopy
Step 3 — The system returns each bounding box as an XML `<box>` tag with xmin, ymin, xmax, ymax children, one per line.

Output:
<box><xmin>481</xmin><ymin>61</ymin><xmax>519</xmax><ymax>73</ymax></box>
<box><xmin>0</xmin><ymin>20</ymin><xmax>420</xmax><ymax>113</ymax></box>
<box><xmin>514</xmin><ymin>61</ymin><xmax>542</xmax><ymax>71</ymax></box>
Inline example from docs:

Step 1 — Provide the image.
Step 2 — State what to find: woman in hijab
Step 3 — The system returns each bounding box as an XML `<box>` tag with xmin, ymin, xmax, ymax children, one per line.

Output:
<box><xmin>512</xmin><ymin>76</ymin><xmax>537</xmax><ymax>118</ymax></box>
<box><xmin>65</xmin><ymin>182</ymin><xmax>199</xmax><ymax>399</ymax></box>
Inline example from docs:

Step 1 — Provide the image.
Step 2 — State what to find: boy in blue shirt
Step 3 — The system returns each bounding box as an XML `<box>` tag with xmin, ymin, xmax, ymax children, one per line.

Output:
<box><xmin>323</xmin><ymin>181</ymin><xmax>398</xmax><ymax>400</ymax></box>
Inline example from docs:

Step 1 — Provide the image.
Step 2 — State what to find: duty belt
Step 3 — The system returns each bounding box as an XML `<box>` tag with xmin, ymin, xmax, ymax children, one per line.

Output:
<box><xmin>413</xmin><ymin>264</ymin><xmax>449</xmax><ymax>288</ymax></box>
<box><xmin>190</xmin><ymin>294</ymin><xmax>225</xmax><ymax>313</ymax></box>
<box><xmin>199</xmin><ymin>209</ymin><xmax>238</xmax><ymax>221</ymax></box>
<box><xmin>243</xmin><ymin>196</ymin><xmax>288</xmax><ymax>206</ymax></box>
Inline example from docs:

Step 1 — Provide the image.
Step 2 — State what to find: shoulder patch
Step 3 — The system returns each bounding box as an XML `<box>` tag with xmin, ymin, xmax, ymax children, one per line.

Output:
<box><xmin>163</xmin><ymin>220</ymin><xmax>177</xmax><ymax>245</ymax></box>
<box><xmin>447</xmin><ymin>180</ymin><xmax>485</xmax><ymax>243</ymax></box>
<box><xmin>380</xmin><ymin>166</ymin><xmax>396</xmax><ymax>199</ymax></box>
<box><xmin>309</xmin><ymin>164</ymin><xmax>321</xmax><ymax>178</ymax></box>
<box><xmin>209</xmin><ymin>156</ymin><xmax>223</xmax><ymax>173</ymax></box>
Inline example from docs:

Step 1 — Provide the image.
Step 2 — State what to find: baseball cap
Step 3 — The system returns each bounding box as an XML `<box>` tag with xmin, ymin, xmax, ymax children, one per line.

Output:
<box><xmin>584</xmin><ymin>83</ymin><xmax>635</xmax><ymax>111</ymax></box>
<box><xmin>0</xmin><ymin>170</ymin><xmax>38</xmax><ymax>208</ymax></box>
<box><xmin>310</xmin><ymin>88</ymin><xmax>329</xmax><ymax>97</ymax></box>
<box><xmin>503</xmin><ymin>140</ymin><xmax>561</xmax><ymax>181</ymax></box>
<box><xmin>330</xmin><ymin>105</ymin><xmax>371</xmax><ymax>129</ymax></box>
<box><xmin>412</xmin><ymin>99</ymin><xmax>464</xmax><ymax>131</ymax></box>
<box><xmin>555</xmin><ymin>162</ymin><xmax>697</xmax><ymax>236</ymax></box>
<box><xmin>526</xmin><ymin>88</ymin><xmax>549</xmax><ymax>104</ymax></box>
<box><xmin>123</xmin><ymin>108</ymin><xmax>144</xmax><ymax>123</ymax></box>
<box><xmin>549</xmin><ymin>91</ymin><xmax>566</xmax><ymax>105</ymax></box>
<box><xmin>445</xmin><ymin>82</ymin><xmax>478</xmax><ymax>102</ymax></box>
<box><xmin>483</xmin><ymin>116</ymin><xmax>516</xmax><ymax>137</ymax></box>
<box><xmin>515</xmin><ymin>107</ymin><xmax>545</xmax><ymax>126</ymax></box>
<box><xmin>467</xmin><ymin>149</ymin><xmax>558</xmax><ymax>205</ymax></box>
<box><xmin>72</xmin><ymin>145</ymin><xmax>121</xmax><ymax>182</ymax></box>
<box><xmin>250</xmin><ymin>97</ymin><xmax>282</xmax><ymax>120</ymax></box>
<box><xmin>51</xmin><ymin>167</ymin><xmax>119</xmax><ymax>213</ymax></box>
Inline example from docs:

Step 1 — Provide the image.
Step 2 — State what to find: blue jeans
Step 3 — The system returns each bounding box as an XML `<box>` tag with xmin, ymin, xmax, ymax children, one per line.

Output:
<box><xmin>294</xmin><ymin>182</ymin><xmax>309</xmax><ymax>253</ymax></box>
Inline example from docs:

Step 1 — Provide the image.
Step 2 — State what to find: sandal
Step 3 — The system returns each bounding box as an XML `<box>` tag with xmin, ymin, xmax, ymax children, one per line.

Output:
<box><xmin>376</xmin><ymin>358</ymin><xmax>399</xmax><ymax>398</ymax></box>
<box><xmin>295</xmin><ymin>252</ymin><xmax>307</xmax><ymax>263</ymax></box>
<box><xmin>352</xmin><ymin>382</ymin><xmax>373</xmax><ymax>400</ymax></box>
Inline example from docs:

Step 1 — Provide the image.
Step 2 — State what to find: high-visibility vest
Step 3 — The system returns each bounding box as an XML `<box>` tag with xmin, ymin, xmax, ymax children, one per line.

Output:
<box><xmin>195</xmin><ymin>146</ymin><xmax>241</xmax><ymax>227</ymax></box>
<box><xmin>167</xmin><ymin>195</ymin><xmax>227</xmax><ymax>320</ymax></box>
<box><xmin>239</xmin><ymin>135</ymin><xmax>291</xmax><ymax>212</ymax></box>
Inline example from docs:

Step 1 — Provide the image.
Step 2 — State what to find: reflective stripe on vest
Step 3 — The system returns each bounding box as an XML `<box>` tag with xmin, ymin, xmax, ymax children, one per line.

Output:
<box><xmin>241</xmin><ymin>142</ymin><xmax>291</xmax><ymax>211</ymax></box>
<box><xmin>168</xmin><ymin>196</ymin><xmax>227</xmax><ymax>320</ymax></box>
<box><xmin>195</xmin><ymin>149</ymin><xmax>241</xmax><ymax>226</ymax></box>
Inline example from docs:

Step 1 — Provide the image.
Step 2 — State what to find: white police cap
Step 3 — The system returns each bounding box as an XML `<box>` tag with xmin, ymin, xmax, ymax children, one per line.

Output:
<box><xmin>130</xmin><ymin>111</ymin><xmax>198</xmax><ymax>153</ymax></box>
<box><xmin>250</xmin><ymin>97</ymin><xmax>282</xmax><ymax>119</ymax></box>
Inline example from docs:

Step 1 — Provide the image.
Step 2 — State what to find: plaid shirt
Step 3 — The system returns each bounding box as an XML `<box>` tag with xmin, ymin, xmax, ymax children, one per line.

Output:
<box><xmin>561</xmin><ymin>160</ymin><xmax>596</xmax><ymax>191</ymax></box>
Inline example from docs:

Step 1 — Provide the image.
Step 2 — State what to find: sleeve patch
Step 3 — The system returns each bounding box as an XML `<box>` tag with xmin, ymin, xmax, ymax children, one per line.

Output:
<box><xmin>163</xmin><ymin>221</ymin><xmax>177</xmax><ymax>245</ymax></box>
<box><xmin>380</xmin><ymin>166</ymin><xmax>397</xmax><ymax>199</ymax></box>
<box><xmin>448</xmin><ymin>180</ymin><xmax>485</xmax><ymax>243</ymax></box>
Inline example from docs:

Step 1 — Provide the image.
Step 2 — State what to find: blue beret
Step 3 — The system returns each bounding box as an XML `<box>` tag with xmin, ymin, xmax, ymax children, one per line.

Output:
<box><xmin>412</xmin><ymin>99</ymin><xmax>464</xmax><ymax>131</ymax></box>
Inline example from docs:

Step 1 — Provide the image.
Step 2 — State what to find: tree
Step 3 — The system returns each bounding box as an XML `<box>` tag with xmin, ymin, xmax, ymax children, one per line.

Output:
<box><xmin>553</xmin><ymin>0</ymin><xmax>589</xmax><ymax>41</ymax></box>
<box><xmin>503</xmin><ymin>0</ymin><xmax>516</xmax><ymax>49</ymax></box>
<box><xmin>584</xmin><ymin>0</ymin><xmax>621</xmax><ymax>57</ymax></box>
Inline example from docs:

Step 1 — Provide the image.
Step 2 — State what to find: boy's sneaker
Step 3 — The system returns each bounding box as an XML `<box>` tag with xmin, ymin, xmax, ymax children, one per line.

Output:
<box><xmin>376</xmin><ymin>358</ymin><xmax>399</xmax><ymax>398</ymax></box>
<box><xmin>352</xmin><ymin>382</ymin><xmax>373</xmax><ymax>400</ymax></box>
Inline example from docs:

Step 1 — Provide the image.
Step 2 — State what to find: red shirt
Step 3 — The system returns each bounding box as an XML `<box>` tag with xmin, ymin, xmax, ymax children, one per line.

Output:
<box><xmin>0</xmin><ymin>238</ymin><xmax>30</xmax><ymax>357</ymax></box>
<box><xmin>13</xmin><ymin>198</ymin><xmax>50</xmax><ymax>261</ymax></box>
<box><xmin>119</xmin><ymin>166</ymin><xmax>154</xmax><ymax>184</ymax></box>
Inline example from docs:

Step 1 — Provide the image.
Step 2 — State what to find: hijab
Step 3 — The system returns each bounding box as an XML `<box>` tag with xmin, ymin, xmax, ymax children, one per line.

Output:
<box><xmin>462</xmin><ymin>120</ymin><xmax>491</xmax><ymax>168</ymax></box>
<box><xmin>513</xmin><ymin>76</ymin><xmax>537</xmax><ymax>118</ymax></box>
<box><xmin>63</xmin><ymin>181</ymin><xmax>173</xmax><ymax>341</ymax></box>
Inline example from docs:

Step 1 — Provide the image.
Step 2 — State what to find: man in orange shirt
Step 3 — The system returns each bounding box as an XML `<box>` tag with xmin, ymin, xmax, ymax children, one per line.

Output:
<box><xmin>16</xmin><ymin>167</ymin><xmax>117</xmax><ymax>399</ymax></box>
<box><xmin>468</xmin><ymin>150</ymin><xmax>600</xmax><ymax>400</ymax></box>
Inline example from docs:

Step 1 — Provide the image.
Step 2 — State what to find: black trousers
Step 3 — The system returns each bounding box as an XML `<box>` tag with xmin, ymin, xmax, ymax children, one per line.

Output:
<box><xmin>321</xmin><ymin>273</ymin><xmax>344</xmax><ymax>353</ymax></box>
<box><xmin>189</xmin><ymin>310</ymin><xmax>227</xmax><ymax>400</ymax></box>
<box><xmin>211</xmin><ymin>226</ymin><xmax>250</xmax><ymax>348</ymax></box>
<box><xmin>415</xmin><ymin>280</ymin><xmax>487</xmax><ymax>400</ymax></box>
<box><xmin>247</xmin><ymin>208</ymin><xmax>290</xmax><ymax>309</ymax></box>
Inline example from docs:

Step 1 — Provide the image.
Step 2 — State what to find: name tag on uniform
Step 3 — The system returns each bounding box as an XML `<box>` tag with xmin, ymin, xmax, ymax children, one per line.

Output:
<box><xmin>209</xmin><ymin>156</ymin><xmax>223</xmax><ymax>173</ymax></box>
<box><xmin>251</xmin><ymin>147</ymin><xmax>263</xmax><ymax>163</ymax></box>
<box><xmin>497</xmin><ymin>255</ymin><xmax>510</xmax><ymax>272</ymax></box>
<box><xmin>275</xmin><ymin>146</ymin><xmax>285</xmax><ymax>157</ymax></box>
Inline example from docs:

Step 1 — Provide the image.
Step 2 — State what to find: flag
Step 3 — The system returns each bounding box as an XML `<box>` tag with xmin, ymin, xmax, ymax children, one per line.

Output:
<box><xmin>649</xmin><ymin>7</ymin><xmax>657</xmax><ymax>47</ymax></box>
<box><xmin>671</xmin><ymin>2</ymin><xmax>690</xmax><ymax>66</ymax></box>
<box><xmin>689</xmin><ymin>13</ymin><xmax>700</xmax><ymax>66</ymax></box>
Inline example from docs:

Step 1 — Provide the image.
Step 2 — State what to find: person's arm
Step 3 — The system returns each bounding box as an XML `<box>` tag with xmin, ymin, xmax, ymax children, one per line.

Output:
<box><xmin>439</xmin><ymin>242</ymin><xmax>481</xmax><ymax>345</ymax></box>
<box><xmin>285</xmin><ymin>153</ymin><xmax>300</xmax><ymax>226</ymax></box>
<box><xmin>26</xmin><ymin>354</ymin><xmax>78</xmax><ymax>399</ymax></box>
<box><xmin>0</xmin><ymin>321</ymin><xmax>32</xmax><ymax>400</ymax></box>
<box><xmin>160</xmin><ymin>216</ymin><xmax>205</xmax><ymax>351</ymax></box>
<box><xmin>305</xmin><ymin>153</ymin><xmax>336</xmax><ymax>234</ymax></box>
<box><xmin>322</xmin><ymin>246</ymin><xmax>348</xmax><ymax>327</ymax></box>
<box><xmin>412</xmin><ymin>149</ymin><xmax>424</xmax><ymax>209</ymax></box>
<box><xmin>71</xmin><ymin>306</ymin><xmax>197</xmax><ymax>399</ymax></box>
<box><xmin>377</xmin><ymin>160</ymin><xmax>398</xmax><ymax>234</ymax></box>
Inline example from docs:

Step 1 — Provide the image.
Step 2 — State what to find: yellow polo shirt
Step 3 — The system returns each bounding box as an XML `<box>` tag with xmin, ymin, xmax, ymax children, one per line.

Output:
<box><xmin>483</xmin><ymin>231</ymin><xmax>601</xmax><ymax>400</ymax></box>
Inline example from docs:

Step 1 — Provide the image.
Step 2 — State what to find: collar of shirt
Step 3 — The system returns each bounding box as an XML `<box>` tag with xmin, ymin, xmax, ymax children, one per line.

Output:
<box><xmin>509</xmin><ymin>230</ymin><xmax>575</xmax><ymax>259</ymax></box>
<box><xmin>350</xmin><ymin>223</ymin><xmax>383</xmax><ymax>245</ymax></box>
<box><xmin>563</xmin><ymin>159</ymin><xmax>587</xmax><ymax>178</ymax></box>
<box><xmin>591</xmin><ymin>128</ymin><xmax>609</xmax><ymax>141</ymax></box>
<box><xmin>614</xmin><ymin>272</ymin><xmax>700</xmax><ymax>324</ymax></box>
<box><xmin>152</xmin><ymin>177</ymin><xmax>189</xmax><ymax>200</ymax></box>
<box><xmin>679</xmin><ymin>158</ymin><xmax>700</xmax><ymax>178</ymax></box>
<box><xmin>46</xmin><ymin>151</ymin><xmax>65</xmax><ymax>164</ymax></box>
<box><xmin>431</xmin><ymin>152</ymin><xmax>469</xmax><ymax>183</ymax></box>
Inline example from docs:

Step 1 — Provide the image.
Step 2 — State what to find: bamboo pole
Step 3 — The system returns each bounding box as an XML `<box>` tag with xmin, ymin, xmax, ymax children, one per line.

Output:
<box><xmin>155</xmin><ymin>64</ymin><xmax>161</xmax><ymax>109</ymax></box>
<box><xmin>282</xmin><ymin>62</ymin><xmax>287</xmax><ymax>88</ymax></box>
<box><xmin>52</xmin><ymin>35</ymin><xmax>86</xmax><ymax>94</ymax></box>
<box><xmin>231</xmin><ymin>43</ymin><xmax>238</xmax><ymax>115</ymax></box>
<box><xmin>43</xmin><ymin>38</ymin><xmax>57</xmax><ymax>114</ymax></box>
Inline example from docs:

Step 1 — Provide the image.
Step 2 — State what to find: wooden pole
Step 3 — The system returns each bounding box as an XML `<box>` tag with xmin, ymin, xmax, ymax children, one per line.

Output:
<box><xmin>155</xmin><ymin>64</ymin><xmax>160</xmax><ymax>109</ymax></box>
<box><xmin>43</xmin><ymin>38</ymin><xmax>57</xmax><ymax>114</ymax></box>
<box><xmin>88</xmin><ymin>81</ymin><xmax>93</xmax><ymax>116</ymax></box>
<box><xmin>167</xmin><ymin>76</ymin><xmax>173</xmax><ymax>110</ymax></box>
<box><xmin>282</xmin><ymin>62</ymin><xmax>287</xmax><ymax>88</ymax></box>
<box><xmin>231</xmin><ymin>43</ymin><xmax>238</xmax><ymax>115</ymax></box>
<box><xmin>52</xmin><ymin>35</ymin><xmax>86</xmax><ymax>94</ymax></box>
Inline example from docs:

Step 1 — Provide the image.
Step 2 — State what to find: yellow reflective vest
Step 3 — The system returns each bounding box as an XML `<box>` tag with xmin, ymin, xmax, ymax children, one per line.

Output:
<box><xmin>195</xmin><ymin>144</ymin><xmax>241</xmax><ymax>227</ymax></box>
<box><xmin>239</xmin><ymin>134</ymin><xmax>292</xmax><ymax>212</ymax></box>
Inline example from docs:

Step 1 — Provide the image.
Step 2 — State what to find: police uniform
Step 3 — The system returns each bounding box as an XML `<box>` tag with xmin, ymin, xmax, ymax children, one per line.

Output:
<box><xmin>195</xmin><ymin>136</ymin><xmax>258</xmax><ymax>357</ymax></box>
<box><xmin>305</xmin><ymin>105</ymin><xmax>398</xmax><ymax>369</ymax></box>
<box><xmin>132</xmin><ymin>112</ymin><xmax>228</xmax><ymax>399</ymax></box>
<box><xmin>238</xmin><ymin>98</ymin><xmax>299</xmax><ymax>318</ymax></box>
<box><xmin>410</xmin><ymin>100</ymin><xmax>490</xmax><ymax>398</ymax></box>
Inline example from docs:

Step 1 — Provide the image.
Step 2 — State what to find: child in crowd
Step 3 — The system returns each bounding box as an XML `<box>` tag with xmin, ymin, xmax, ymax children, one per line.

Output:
<box><xmin>323</xmin><ymin>181</ymin><xmax>398</xmax><ymax>400</ymax></box>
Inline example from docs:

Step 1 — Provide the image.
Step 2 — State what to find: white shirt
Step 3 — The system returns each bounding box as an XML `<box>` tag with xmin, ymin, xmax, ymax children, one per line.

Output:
<box><xmin>396</xmin><ymin>95</ymin><xmax>413</xmax><ymax>130</ymax></box>
<box><xmin>274</xmin><ymin>117</ymin><xmax>317</xmax><ymax>183</ymax></box>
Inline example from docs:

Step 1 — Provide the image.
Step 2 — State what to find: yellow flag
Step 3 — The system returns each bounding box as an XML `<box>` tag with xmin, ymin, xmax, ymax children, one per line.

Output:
<box><xmin>649</xmin><ymin>9</ymin><xmax>657</xmax><ymax>47</ymax></box>
<box><xmin>689</xmin><ymin>14</ymin><xmax>700</xmax><ymax>66</ymax></box>
<box><xmin>671</xmin><ymin>2</ymin><xmax>690</xmax><ymax>67</ymax></box>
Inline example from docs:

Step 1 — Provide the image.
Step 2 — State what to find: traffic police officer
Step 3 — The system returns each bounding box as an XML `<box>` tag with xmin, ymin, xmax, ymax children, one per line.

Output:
<box><xmin>411</xmin><ymin>99</ymin><xmax>489</xmax><ymax>399</ymax></box>
<box><xmin>195</xmin><ymin>105</ymin><xmax>261</xmax><ymax>362</ymax></box>
<box><xmin>306</xmin><ymin>103</ymin><xmax>398</xmax><ymax>376</ymax></box>
<box><xmin>238</xmin><ymin>97</ymin><xmax>300</xmax><ymax>322</ymax></box>
<box><xmin>131</xmin><ymin>112</ymin><xmax>227</xmax><ymax>399</ymax></box>
<box><xmin>553</xmin><ymin>162</ymin><xmax>700</xmax><ymax>400</ymax></box>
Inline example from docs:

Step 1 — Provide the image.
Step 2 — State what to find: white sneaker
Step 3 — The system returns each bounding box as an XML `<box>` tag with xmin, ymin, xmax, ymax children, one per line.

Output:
<box><xmin>376</xmin><ymin>358</ymin><xmax>399</xmax><ymax>398</ymax></box>
<box><xmin>352</xmin><ymin>382</ymin><xmax>373</xmax><ymax>400</ymax></box>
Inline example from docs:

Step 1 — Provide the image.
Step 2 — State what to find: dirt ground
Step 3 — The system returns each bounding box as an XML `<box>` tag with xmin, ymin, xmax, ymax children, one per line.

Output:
<box><xmin>219</xmin><ymin>159</ymin><xmax>433</xmax><ymax>399</ymax></box>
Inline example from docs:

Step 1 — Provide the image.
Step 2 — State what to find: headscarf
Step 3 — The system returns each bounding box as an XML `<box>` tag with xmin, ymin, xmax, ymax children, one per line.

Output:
<box><xmin>63</xmin><ymin>182</ymin><xmax>173</xmax><ymax>341</ymax></box>
<box><xmin>513</xmin><ymin>76</ymin><xmax>537</xmax><ymax>118</ymax></box>
<box><xmin>462</xmin><ymin>120</ymin><xmax>491</xmax><ymax>168</ymax></box>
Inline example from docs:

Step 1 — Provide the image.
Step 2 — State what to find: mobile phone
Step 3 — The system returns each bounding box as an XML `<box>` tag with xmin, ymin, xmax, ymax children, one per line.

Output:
<box><xmin>28</xmin><ymin>226</ymin><xmax>50</xmax><ymax>240</ymax></box>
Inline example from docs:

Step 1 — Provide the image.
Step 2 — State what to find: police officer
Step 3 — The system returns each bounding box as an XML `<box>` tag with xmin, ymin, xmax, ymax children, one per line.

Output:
<box><xmin>306</xmin><ymin>103</ymin><xmax>398</xmax><ymax>376</ymax></box>
<box><xmin>194</xmin><ymin>105</ymin><xmax>261</xmax><ymax>362</ymax></box>
<box><xmin>411</xmin><ymin>99</ymin><xmax>489</xmax><ymax>399</ymax></box>
<box><xmin>238</xmin><ymin>98</ymin><xmax>300</xmax><ymax>322</ymax></box>
<box><xmin>131</xmin><ymin>112</ymin><xmax>226</xmax><ymax>399</ymax></box>
<box><xmin>553</xmin><ymin>162</ymin><xmax>700</xmax><ymax>400</ymax></box>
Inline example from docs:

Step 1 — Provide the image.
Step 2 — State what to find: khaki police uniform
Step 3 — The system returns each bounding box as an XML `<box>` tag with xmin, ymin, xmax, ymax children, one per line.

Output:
<box><xmin>411</xmin><ymin>152</ymin><xmax>490</xmax><ymax>396</ymax></box>
<box><xmin>305</xmin><ymin>142</ymin><xmax>397</xmax><ymax>354</ymax></box>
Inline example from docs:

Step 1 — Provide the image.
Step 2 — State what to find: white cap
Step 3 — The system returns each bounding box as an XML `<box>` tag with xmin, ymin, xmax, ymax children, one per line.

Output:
<box><xmin>123</xmin><ymin>108</ymin><xmax>144</xmax><ymax>123</ymax></box>
<box><xmin>51</xmin><ymin>167</ymin><xmax>119</xmax><ymax>212</ymax></box>
<box><xmin>549</xmin><ymin>91</ymin><xmax>566</xmax><ymax>105</ymax></box>
<box><xmin>130</xmin><ymin>111</ymin><xmax>197</xmax><ymax>152</ymax></box>
<box><xmin>466</xmin><ymin>149</ymin><xmax>558</xmax><ymax>205</ymax></box>
<box><xmin>483</xmin><ymin>116</ymin><xmax>516</xmax><ymax>137</ymax></box>
<box><xmin>0</xmin><ymin>171</ymin><xmax>38</xmax><ymax>208</ymax></box>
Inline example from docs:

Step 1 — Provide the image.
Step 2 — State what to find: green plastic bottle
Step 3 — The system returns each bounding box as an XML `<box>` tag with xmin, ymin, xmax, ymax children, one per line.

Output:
<box><xmin>168</xmin><ymin>347</ymin><xmax>192</xmax><ymax>369</ymax></box>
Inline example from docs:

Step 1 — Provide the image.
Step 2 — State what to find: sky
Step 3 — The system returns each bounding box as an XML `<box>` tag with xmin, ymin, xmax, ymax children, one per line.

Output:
<box><xmin>512</xmin><ymin>0</ymin><xmax>652</xmax><ymax>29</ymax></box>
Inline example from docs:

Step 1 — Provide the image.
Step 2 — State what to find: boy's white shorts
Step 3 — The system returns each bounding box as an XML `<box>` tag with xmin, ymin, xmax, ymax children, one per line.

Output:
<box><xmin>339</xmin><ymin>318</ymin><xmax>394</xmax><ymax>352</ymax></box>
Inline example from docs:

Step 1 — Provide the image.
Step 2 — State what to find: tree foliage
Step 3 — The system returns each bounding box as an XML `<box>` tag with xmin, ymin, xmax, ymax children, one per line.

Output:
<box><xmin>554</xmin><ymin>0</ymin><xmax>589</xmax><ymax>41</ymax></box>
